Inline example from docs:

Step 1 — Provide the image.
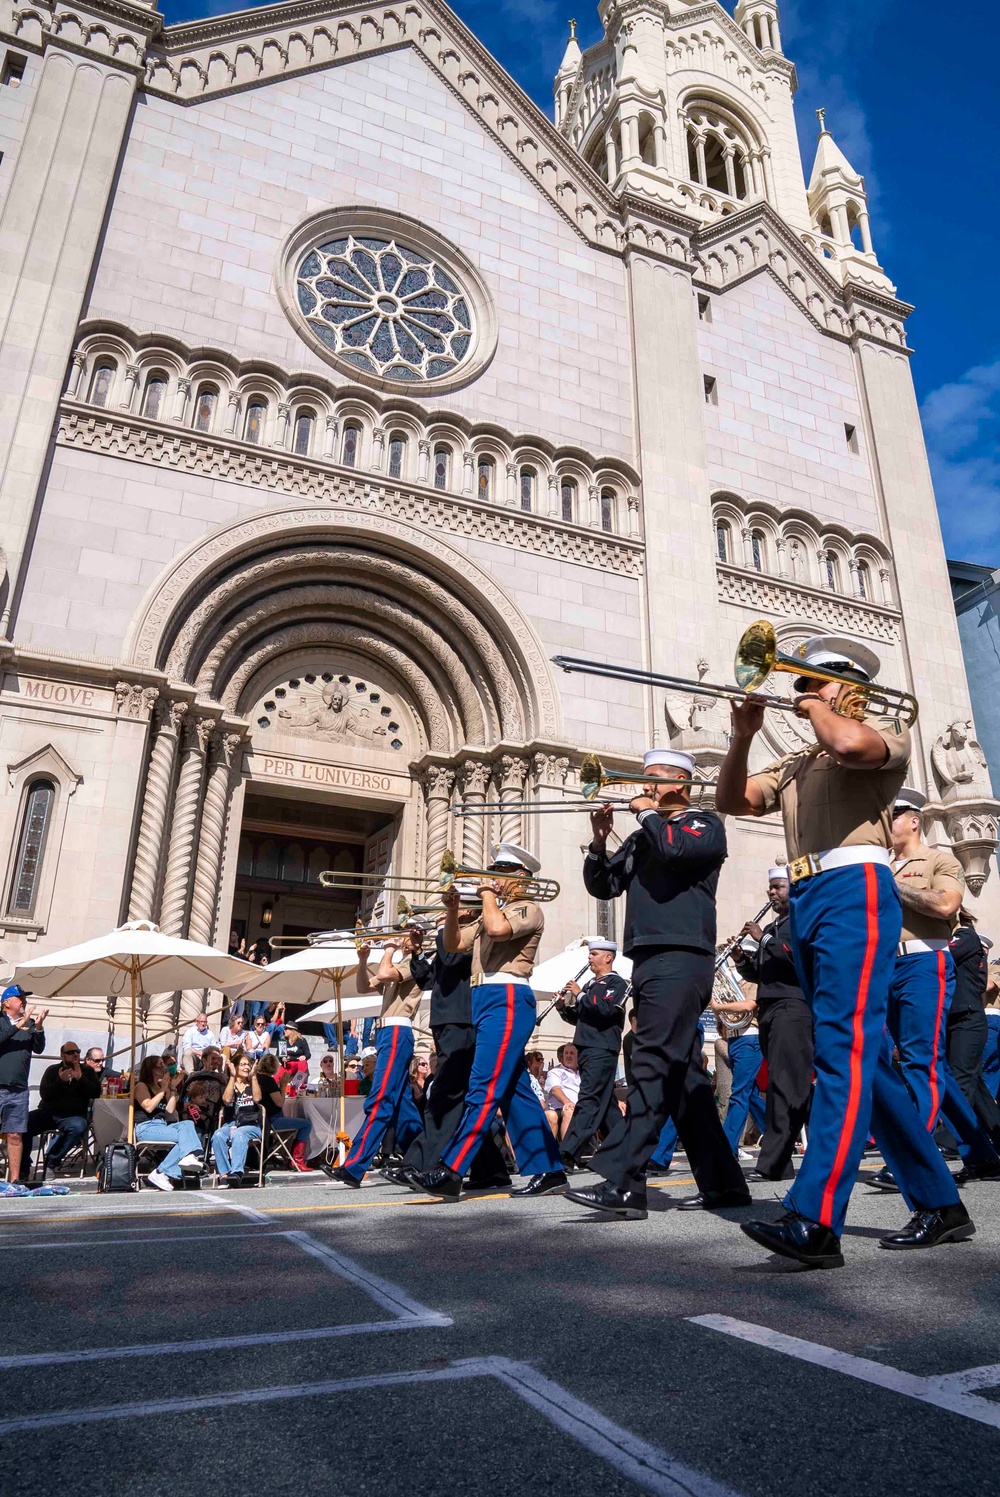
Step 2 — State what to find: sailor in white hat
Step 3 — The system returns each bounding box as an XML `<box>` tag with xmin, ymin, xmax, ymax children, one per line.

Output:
<box><xmin>566</xmin><ymin>746</ymin><xmax>750</xmax><ymax>1221</ymax></box>
<box><xmin>719</xmin><ymin>636</ymin><xmax>973</xmax><ymax>1265</ymax></box>
<box><xmin>555</xmin><ymin>938</ymin><xmax>630</xmax><ymax>1170</ymax></box>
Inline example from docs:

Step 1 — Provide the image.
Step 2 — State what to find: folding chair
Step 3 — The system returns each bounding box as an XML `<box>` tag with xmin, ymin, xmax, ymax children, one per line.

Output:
<box><xmin>30</xmin><ymin>1110</ymin><xmax>94</xmax><ymax>1182</ymax></box>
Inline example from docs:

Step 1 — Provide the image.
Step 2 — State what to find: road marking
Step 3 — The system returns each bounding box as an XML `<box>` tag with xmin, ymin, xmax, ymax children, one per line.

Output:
<box><xmin>196</xmin><ymin>1193</ymin><xmax>270</xmax><ymax>1224</ymax></box>
<box><xmin>0</xmin><ymin>1191</ymin><xmax>499</xmax><ymax>1228</ymax></box>
<box><xmin>0</xmin><ymin>1228</ymin><xmax>283</xmax><ymax>1251</ymax></box>
<box><xmin>284</xmin><ymin>1230</ymin><xmax>451</xmax><ymax>1323</ymax></box>
<box><xmin>0</xmin><ymin>1356</ymin><xmax>738</xmax><ymax>1494</ymax></box>
<box><xmin>691</xmin><ymin>1315</ymin><xmax>1000</xmax><ymax>1431</ymax></box>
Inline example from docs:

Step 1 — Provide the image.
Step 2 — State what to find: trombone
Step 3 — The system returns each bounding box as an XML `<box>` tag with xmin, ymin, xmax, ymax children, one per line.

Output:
<box><xmin>319</xmin><ymin>848</ymin><xmax>561</xmax><ymax>903</ymax></box>
<box><xmin>451</xmin><ymin>753</ymin><xmax>717</xmax><ymax>816</ymax></box>
<box><xmin>552</xmin><ymin>619</ymin><xmax>918</xmax><ymax>727</ymax></box>
<box><xmin>267</xmin><ymin>898</ymin><xmax>430</xmax><ymax>951</ymax></box>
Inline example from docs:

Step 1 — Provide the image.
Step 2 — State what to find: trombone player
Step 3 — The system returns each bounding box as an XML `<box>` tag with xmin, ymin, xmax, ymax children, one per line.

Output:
<box><xmin>717</xmin><ymin>632</ymin><xmax>973</xmax><ymax>1266</ymax></box>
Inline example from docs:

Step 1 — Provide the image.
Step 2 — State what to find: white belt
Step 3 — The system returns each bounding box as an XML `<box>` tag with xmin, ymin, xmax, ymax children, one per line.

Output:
<box><xmin>472</xmin><ymin>971</ymin><xmax>530</xmax><ymax>988</ymax></box>
<box><xmin>788</xmin><ymin>846</ymin><xmax>891</xmax><ymax>884</ymax></box>
<box><xmin>898</xmin><ymin>939</ymin><xmax>951</xmax><ymax>956</ymax></box>
<box><xmin>380</xmin><ymin>1015</ymin><xmax>413</xmax><ymax>1028</ymax></box>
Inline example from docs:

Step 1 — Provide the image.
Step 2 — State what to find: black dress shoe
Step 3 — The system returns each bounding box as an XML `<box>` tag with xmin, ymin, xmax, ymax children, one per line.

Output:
<box><xmin>644</xmin><ymin>1163</ymin><xmax>674</xmax><ymax>1177</ymax></box>
<box><xmin>749</xmin><ymin>1167</ymin><xmax>795</xmax><ymax>1182</ymax></box>
<box><xmin>878</xmin><ymin>1202</ymin><xmax>975</xmax><ymax>1250</ymax></box>
<box><xmin>866</xmin><ymin>1167</ymin><xmax>900</xmax><ymax>1193</ymax></box>
<box><xmin>565</xmin><ymin>1182</ymin><xmax>647</xmax><ymax>1219</ymax></box>
<box><xmin>464</xmin><ymin>1173</ymin><xmax>512</xmax><ymax>1191</ymax></box>
<box><xmin>412</xmin><ymin>1167</ymin><xmax>463</xmax><ymax>1200</ymax></box>
<box><xmin>509</xmin><ymin>1171</ymin><xmax>568</xmax><ymax>1197</ymax></box>
<box><xmin>741</xmin><ymin>1210</ymin><xmax>845</xmax><ymax>1269</ymax></box>
<box><xmin>323</xmin><ymin>1166</ymin><xmax>361</xmax><ymax>1189</ymax></box>
<box><xmin>677</xmin><ymin>1187</ymin><xmax>753</xmax><ymax>1211</ymax></box>
<box><xmin>559</xmin><ymin>1153</ymin><xmax>578</xmax><ymax>1174</ymax></box>
<box><xmin>380</xmin><ymin>1165</ymin><xmax>414</xmax><ymax>1185</ymax></box>
<box><xmin>953</xmin><ymin>1160</ymin><xmax>1000</xmax><ymax>1186</ymax></box>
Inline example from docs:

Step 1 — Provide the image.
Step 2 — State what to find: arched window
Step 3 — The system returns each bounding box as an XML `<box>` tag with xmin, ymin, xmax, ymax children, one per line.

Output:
<box><xmin>560</xmin><ymin>479</ymin><xmax>576</xmax><ymax>524</ymax></box>
<box><xmin>433</xmin><ymin>444</ymin><xmax>450</xmax><ymax>490</ymax></box>
<box><xmin>89</xmin><ymin>361</ymin><xmax>115</xmax><ymax>407</ymax></box>
<box><xmin>141</xmin><ymin>372</ymin><xmax>168</xmax><ymax>421</ymax></box>
<box><xmin>856</xmin><ymin>561</ymin><xmax>871</xmax><ymax>601</ymax></box>
<box><xmin>751</xmin><ymin>529</ymin><xmax>765</xmax><ymax>572</ymax></box>
<box><xmin>716</xmin><ymin>521</ymin><xmax>731</xmax><ymax>563</ymax></box>
<box><xmin>600</xmin><ymin>488</ymin><xmax>616</xmax><ymax>533</ymax></box>
<box><xmin>684</xmin><ymin>102</ymin><xmax>760</xmax><ymax>202</ymax></box>
<box><xmin>477</xmin><ymin>457</ymin><xmax>494</xmax><ymax>503</ymax></box>
<box><xmin>292</xmin><ymin>409</ymin><xmax>315</xmax><ymax>457</ymax></box>
<box><xmin>5</xmin><ymin>779</ymin><xmax>54</xmax><ymax>919</ymax></box>
<box><xmin>192</xmin><ymin>384</ymin><xmax>218</xmax><ymax>433</ymax></box>
<box><xmin>520</xmin><ymin>466</ymin><xmax>536</xmax><ymax>512</ymax></box>
<box><xmin>824</xmin><ymin>552</ymin><xmax>841</xmax><ymax>592</ymax></box>
<box><xmin>388</xmin><ymin>432</ymin><xmax>407</xmax><ymax>479</ymax></box>
<box><xmin>341</xmin><ymin>422</ymin><xmax>360</xmax><ymax>467</ymax></box>
<box><xmin>243</xmin><ymin>399</ymin><xmax>266</xmax><ymax>445</ymax></box>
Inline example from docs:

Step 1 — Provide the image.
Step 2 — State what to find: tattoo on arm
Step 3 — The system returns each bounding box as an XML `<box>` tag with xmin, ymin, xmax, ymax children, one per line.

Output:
<box><xmin>899</xmin><ymin>886</ymin><xmax>959</xmax><ymax>918</ymax></box>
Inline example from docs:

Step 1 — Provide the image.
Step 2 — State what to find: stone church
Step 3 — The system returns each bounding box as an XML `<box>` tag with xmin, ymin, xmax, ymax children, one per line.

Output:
<box><xmin>0</xmin><ymin>0</ymin><xmax>996</xmax><ymax>1046</ymax></box>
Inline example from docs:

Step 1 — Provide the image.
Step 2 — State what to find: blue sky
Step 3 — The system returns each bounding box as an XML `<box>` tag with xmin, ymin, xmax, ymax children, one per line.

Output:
<box><xmin>160</xmin><ymin>0</ymin><xmax>999</xmax><ymax>563</ymax></box>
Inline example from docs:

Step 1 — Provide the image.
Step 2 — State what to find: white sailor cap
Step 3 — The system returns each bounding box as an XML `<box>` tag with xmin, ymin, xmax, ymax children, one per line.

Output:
<box><xmin>892</xmin><ymin>787</ymin><xmax>927</xmax><ymax>815</ymax></box>
<box><xmin>586</xmin><ymin>938</ymin><xmax>618</xmax><ymax>953</ymax></box>
<box><xmin>643</xmin><ymin>748</ymin><xmax>696</xmax><ymax>775</ymax></box>
<box><xmin>453</xmin><ymin>878</ymin><xmax>482</xmax><ymax>906</ymax></box>
<box><xmin>792</xmin><ymin>634</ymin><xmax>881</xmax><ymax>688</ymax></box>
<box><xmin>490</xmin><ymin>842</ymin><xmax>541</xmax><ymax>875</ymax></box>
<box><xmin>768</xmin><ymin>865</ymin><xmax>789</xmax><ymax>881</ymax></box>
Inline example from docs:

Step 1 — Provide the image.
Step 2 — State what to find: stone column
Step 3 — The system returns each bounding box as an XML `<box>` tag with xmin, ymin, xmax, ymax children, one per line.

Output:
<box><xmin>371</xmin><ymin>425</ymin><xmax>386</xmax><ymax>472</ymax></box>
<box><xmin>506</xmin><ymin>462</ymin><xmax>518</xmax><ymax>507</ymax></box>
<box><xmin>224</xmin><ymin>391</ymin><xmax>241</xmax><ymax>435</ymax></box>
<box><xmin>462</xmin><ymin>449</ymin><xmax>475</xmax><ymax>495</ymax></box>
<box><xmin>588</xmin><ymin>484</ymin><xmax>601</xmax><ymax>527</ymax></box>
<box><xmin>159</xmin><ymin>715</ymin><xmax>213</xmax><ymax>938</ymax></box>
<box><xmin>182</xmin><ymin>731</ymin><xmax>243</xmax><ymax>1027</ymax></box>
<box><xmin>458</xmin><ymin>760</ymin><xmax>490</xmax><ymax>869</ymax></box>
<box><xmin>67</xmin><ymin>351</ymin><xmax>87</xmax><ymax>398</ymax></box>
<box><xmin>127</xmin><ymin>698</ymin><xmax>183</xmax><ymax>923</ymax></box>
<box><xmin>275</xmin><ymin>402</ymin><xmax>291</xmax><ymax>448</ymax></box>
<box><xmin>173</xmin><ymin>376</ymin><xmax>192</xmax><ymax>424</ymax></box>
<box><xmin>496</xmin><ymin>755</ymin><xmax>529</xmax><ymax>846</ymax></box>
<box><xmin>120</xmin><ymin>362</ymin><xmax>140</xmax><ymax>411</ymax></box>
<box><xmin>627</xmin><ymin>494</ymin><xmax>641</xmax><ymax>539</ymax></box>
<box><xmin>418</xmin><ymin>439</ymin><xmax>431</xmax><ymax>484</ymax></box>
<box><xmin>546</xmin><ymin>474</ymin><xmax>560</xmax><ymax>518</ymax></box>
<box><xmin>323</xmin><ymin>415</ymin><xmax>339</xmax><ymax>459</ymax></box>
<box><xmin>423</xmin><ymin>765</ymin><xmax>456</xmax><ymax>880</ymax></box>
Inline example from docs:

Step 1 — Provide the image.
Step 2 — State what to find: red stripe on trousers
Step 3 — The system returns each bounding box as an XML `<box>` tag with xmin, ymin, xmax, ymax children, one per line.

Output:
<box><xmin>451</xmin><ymin>984</ymin><xmax>516</xmax><ymax>1174</ymax></box>
<box><xmin>820</xmin><ymin>862</ymin><xmax>879</xmax><ymax>1228</ymax></box>
<box><xmin>927</xmin><ymin>950</ymin><xmax>948</xmax><ymax>1130</ymax></box>
<box><xmin>346</xmin><ymin>1027</ymin><xmax>399</xmax><ymax>1166</ymax></box>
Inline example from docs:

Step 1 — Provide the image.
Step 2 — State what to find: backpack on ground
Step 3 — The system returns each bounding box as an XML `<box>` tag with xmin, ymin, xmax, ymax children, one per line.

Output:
<box><xmin>98</xmin><ymin>1142</ymin><xmax>137</xmax><ymax>1193</ymax></box>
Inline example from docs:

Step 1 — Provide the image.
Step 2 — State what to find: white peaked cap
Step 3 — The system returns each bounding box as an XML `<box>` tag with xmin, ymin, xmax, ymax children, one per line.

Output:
<box><xmin>795</xmin><ymin>634</ymin><xmax>881</xmax><ymax>682</ymax></box>
<box><xmin>893</xmin><ymin>787</ymin><xmax>927</xmax><ymax>813</ymax></box>
<box><xmin>768</xmin><ymin>866</ymin><xmax>789</xmax><ymax>881</ymax></box>
<box><xmin>491</xmin><ymin>842</ymin><xmax>541</xmax><ymax>875</ymax></box>
<box><xmin>586</xmin><ymin>938</ymin><xmax>618</xmax><ymax>952</ymax></box>
<box><xmin>643</xmin><ymin>749</ymin><xmax>696</xmax><ymax>774</ymax></box>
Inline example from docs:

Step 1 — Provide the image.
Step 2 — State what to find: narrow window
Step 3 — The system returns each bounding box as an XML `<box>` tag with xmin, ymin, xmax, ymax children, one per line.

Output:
<box><xmin>192</xmin><ymin>384</ymin><xmax>218</xmax><ymax>433</ymax></box>
<box><xmin>433</xmin><ymin>444</ymin><xmax>450</xmax><ymax>490</ymax></box>
<box><xmin>751</xmin><ymin>529</ymin><xmax>764</xmax><ymax>572</ymax></box>
<box><xmin>293</xmin><ymin>409</ymin><xmax>315</xmax><ymax>457</ymax></box>
<box><xmin>857</xmin><ymin>561</ymin><xmax>870</xmax><ymax>600</ymax></box>
<box><xmin>825</xmin><ymin>553</ymin><xmax>840</xmax><ymax>591</ymax></box>
<box><xmin>89</xmin><ymin>362</ymin><xmax>115</xmax><ymax>407</ymax></box>
<box><xmin>243</xmin><ymin>399</ymin><xmax>266</xmax><ymax>445</ymax></box>
<box><xmin>716</xmin><ymin>521</ymin><xmax>730</xmax><ymax>563</ymax></box>
<box><xmin>704</xmin><ymin>375</ymin><xmax>718</xmax><ymax>405</ymax></box>
<box><xmin>5</xmin><ymin>780</ymin><xmax>54</xmax><ymax>919</ymax></box>
<box><xmin>520</xmin><ymin>466</ymin><xmax>535</xmax><ymax>512</ymax></box>
<box><xmin>141</xmin><ymin>372</ymin><xmax>168</xmax><ymax>421</ymax></box>
<box><xmin>388</xmin><ymin>432</ymin><xmax>406</xmax><ymax>479</ymax></box>
<box><xmin>341</xmin><ymin>422</ymin><xmax>360</xmax><ymax>467</ymax></box>
<box><xmin>560</xmin><ymin>479</ymin><xmax>576</xmax><ymax>524</ymax></box>
<box><xmin>697</xmin><ymin>294</ymin><xmax>712</xmax><ymax>322</ymax></box>
<box><xmin>477</xmin><ymin>457</ymin><xmax>493</xmax><ymax>502</ymax></box>
<box><xmin>845</xmin><ymin>423</ymin><xmax>859</xmax><ymax>454</ymax></box>
<box><xmin>2</xmin><ymin>53</ymin><xmax>26</xmax><ymax>87</ymax></box>
<box><xmin>600</xmin><ymin>488</ymin><xmax>616</xmax><ymax>533</ymax></box>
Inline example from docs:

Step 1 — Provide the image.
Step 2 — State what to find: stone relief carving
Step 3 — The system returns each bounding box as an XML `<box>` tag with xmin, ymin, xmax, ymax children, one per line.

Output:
<box><xmin>256</xmin><ymin>672</ymin><xmax>402</xmax><ymax>751</ymax></box>
<box><xmin>114</xmin><ymin>682</ymin><xmax>159</xmax><ymax>720</ymax></box>
<box><xmin>931</xmin><ymin>721</ymin><xmax>993</xmax><ymax>802</ymax></box>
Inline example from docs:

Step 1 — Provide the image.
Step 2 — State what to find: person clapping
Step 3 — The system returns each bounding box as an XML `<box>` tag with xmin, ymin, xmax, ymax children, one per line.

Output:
<box><xmin>133</xmin><ymin>1055</ymin><xmax>205</xmax><ymax>1192</ymax></box>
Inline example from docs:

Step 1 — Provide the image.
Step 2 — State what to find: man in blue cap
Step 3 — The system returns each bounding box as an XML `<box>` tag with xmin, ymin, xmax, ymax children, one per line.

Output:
<box><xmin>0</xmin><ymin>985</ymin><xmax>48</xmax><ymax>1182</ymax></box>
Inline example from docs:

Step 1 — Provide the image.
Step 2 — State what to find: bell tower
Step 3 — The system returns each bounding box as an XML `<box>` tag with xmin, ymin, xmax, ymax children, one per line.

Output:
<box><xmin>807</xmin><ymin>110</ymin><xmax>890</xmax><ymax>290</ymax></box>
<box><xmin>734</xmin><ymin>0</ymin><xmax>783</xmax><ymax>54</ymax></box>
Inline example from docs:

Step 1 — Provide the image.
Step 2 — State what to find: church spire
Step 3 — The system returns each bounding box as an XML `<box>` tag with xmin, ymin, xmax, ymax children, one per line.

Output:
<box><xmin>807</xmin><ymin>111</ymin><xmax>877</xmax><ymax>263</ymax></box>
<box><xmin>554</xmin><ymin>19</ymin><xmax>583</xmax><ymax>127</ymax></box>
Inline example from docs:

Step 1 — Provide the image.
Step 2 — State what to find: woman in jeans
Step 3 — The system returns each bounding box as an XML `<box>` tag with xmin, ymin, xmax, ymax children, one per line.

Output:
<box><xmin>133</xmin><ymin>1055</ymin><xmax>205</xmax><ymax>1191</ymax></box>
<box><xmin>212</xmin><ymin>1052</ymin><xmax>264</xmax><ymax>1184</ymax></box>
<box><xmin>256</xmin><ymin>1051</ymin><xmax>313</xmax><ymax>1171</ymax></box>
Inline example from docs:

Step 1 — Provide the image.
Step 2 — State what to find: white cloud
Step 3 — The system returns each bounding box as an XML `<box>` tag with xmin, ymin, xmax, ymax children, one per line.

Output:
<box><xmin>921</xmin><ymin>361</ymin><xmax>1000</xmax><ymax>561</ymax></box>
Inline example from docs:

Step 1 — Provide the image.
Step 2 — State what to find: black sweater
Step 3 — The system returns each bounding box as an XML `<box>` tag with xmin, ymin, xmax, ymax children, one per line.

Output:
<box><xmin>584</xmin><ymin>808</ymin><xmax>727</xmax><ymax>957</ymax></box>
<box><xmin>38</xmin><ymin>1063</ymin><xmax>101</xmax><ymax>1117</ymax></box>
<box><xmin>0</xmin><ymin>1015</ymin><xmax>45</xmax><ymax>1090</ymax></box>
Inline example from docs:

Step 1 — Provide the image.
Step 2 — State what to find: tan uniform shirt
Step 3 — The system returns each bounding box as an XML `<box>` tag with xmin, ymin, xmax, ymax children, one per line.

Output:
<box><xmin>377</xmin><ymin>953</ymin><xmax>422</xmax><ymax>1020</ymax></box>
<box><xmin>893</xmin><ymin>847</ymin><xmax>964</xmax><ymax>944</ymax></box>
<box><xmin>750</xmin><ymin>719</ymin><xmax>910</xmax><ymax>860</ymax></box>
<box><xmin>458</xmin><ymin>901</ymin><xmax>544</xmax><ymax>980</ymax></box>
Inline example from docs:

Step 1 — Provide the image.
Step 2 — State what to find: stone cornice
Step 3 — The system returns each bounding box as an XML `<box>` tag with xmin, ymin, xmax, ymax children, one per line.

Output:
<box><xmin>716</xmin><ymin>563</ymin><xmax>902</xmax><ymax>644</ymax></box>
<box><xmin>56</xmin><ymin>403</ymin><xmax>646</xmax><ymax>579</ymax></box>
<box><xmin>658</xmin><ymin>1</ymin><xmax>797</xmax><ymax>87</ymax></box>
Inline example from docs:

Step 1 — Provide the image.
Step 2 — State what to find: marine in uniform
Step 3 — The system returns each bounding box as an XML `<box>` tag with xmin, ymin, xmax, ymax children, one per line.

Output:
<box><xmin>555</xmin><ymin>938</ymin><xmax>628</xmax><ymax>1169</ymax></box>
<box><xmin>717</xmin><ymin>633</ymin><xmax>973</xmax><ymax>1267</ymax></box>
<box><xmin>947</xmin><ymin>912</ymin><xmax>1000</xmax><ymax>1146</ymax></box>
<box><xmin>566</xmin><ymin>749</ymin><xmax>751</xmax><ymax>1221</ymax></box>
<box><xmin>324</xmin><ymin>927</ymin><xmax>425</xmax><ymax>1188</ymax></box>
<box><xmin>413</xmin><ymin>844</ymin><xmax>568</xmax><ymax>1201</ymax></box>
<box><xmin>732</xmin><ymin>865</ymin><xmax>813</xmax><ymax>1182</ymax></box>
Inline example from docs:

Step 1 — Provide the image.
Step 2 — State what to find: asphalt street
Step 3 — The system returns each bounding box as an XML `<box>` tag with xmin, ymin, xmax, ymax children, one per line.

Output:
<box><xmin>2</xmin><ymin>1160</ymin><xmax>998</xmax><ymax>1497</ymax></box>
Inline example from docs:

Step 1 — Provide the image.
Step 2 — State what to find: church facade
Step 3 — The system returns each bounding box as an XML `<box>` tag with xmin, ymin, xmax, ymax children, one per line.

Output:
<box><xmin>0</xmin><ymin>0</ymin><xmax>996</xmax><ymax>1043</ymax></box>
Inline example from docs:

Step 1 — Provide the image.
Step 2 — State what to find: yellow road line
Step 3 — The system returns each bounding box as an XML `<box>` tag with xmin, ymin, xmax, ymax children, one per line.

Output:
<box><xmin>0</xmin><ymin>1191</ymin><xmax>514</xmax><ymax>1230</ymax></box>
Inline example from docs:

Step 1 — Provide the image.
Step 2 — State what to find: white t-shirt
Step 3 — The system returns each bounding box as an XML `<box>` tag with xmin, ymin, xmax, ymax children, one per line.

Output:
<box><xmin>219</xmin><ymin>1026</ymin><xmax>250</xmax><ymax>1052</ymax></box>
<box><xmin>545</xmin><ymin>1064</ymin><xmax>580</xmax><ymax>1107</ymax></box>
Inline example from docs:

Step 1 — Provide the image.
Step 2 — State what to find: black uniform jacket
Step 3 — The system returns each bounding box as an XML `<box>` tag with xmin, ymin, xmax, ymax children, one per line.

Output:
<box><xmin>733</xmin><ymin>915</ymin><xmax>805</xmax><ymax>1011</ymax></box>
<box><xmin>949</xmin><ymin>926</ymin><xmax>988</xmax><ymax>1016</ymax></box>
<box><xmin>559</xmin><ymin>971</ymin><xmax>629</xmax><ymax>1053</ymax></box>
<box><xmin>584</xmin><ymin>808</ymin><xmax>727</xmax><ymax>958</ymax></box>
<box><xmin>410</xmin><ymin>929</ymin><xmax>473</xmax><ymax>1027</ymax></box>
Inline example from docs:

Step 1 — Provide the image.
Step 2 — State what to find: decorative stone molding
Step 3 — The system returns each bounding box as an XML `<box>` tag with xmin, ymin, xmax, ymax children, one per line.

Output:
<box><xmin>114</xmin><ymin>681</ymin><xmax>159</xmax><ymax>720</ymax></box>
<box><xmin>127</xmin><ymin>698</ymin><xmax>188</xmax><ymax>922</ymax></box>
<box><xmin>716</xmin><ymin>563</ymin><xmax>901</xmax><ymax>643</ymax></box>
<box><xmin>926</xmin><ymin>800</ymin><xmax>1000</xmax><ymax>896</ymax></box>
<box><xmin>931</xmin><ymin>721</ymin><xmax>994</xmax><ymax>803</ymax></box>
<box><xmin>188</xmin><ymin>729</ymin><xmax>244</xmax><ymax>946</ymax></box>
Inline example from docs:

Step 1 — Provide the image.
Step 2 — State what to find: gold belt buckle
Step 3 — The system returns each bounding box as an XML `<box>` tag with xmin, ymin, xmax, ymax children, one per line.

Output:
<box><xmin>788</xmin><ymin>853</ymin><xmax>822</xmax><ymax>884</ymax></box>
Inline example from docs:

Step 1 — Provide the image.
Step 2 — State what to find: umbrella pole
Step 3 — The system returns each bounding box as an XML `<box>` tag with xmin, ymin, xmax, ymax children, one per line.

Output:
<box><xmin>335</xmin><ymin>973</ymin><xmax>345</xmax><ymax>1140</ymax></box>
<box><xmin>127</xmin><ymin>960</ymin><xmax>138</xmax><ymax>1145</ymax></box>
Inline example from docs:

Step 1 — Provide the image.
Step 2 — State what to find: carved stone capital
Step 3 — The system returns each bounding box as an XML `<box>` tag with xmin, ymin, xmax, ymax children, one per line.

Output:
<box><xmin>532</xmin><ymin>752</ymin><xmax>569</xmax><ymax>785</ymax></box>
<box><xmin>155</xmin><ymin>698</ymin><xmax>188</xmax><ymax>734</ymax></box>
<box><xmin>459</xmin><ymin>759</ymin><xmax>491</xmax><ymax>797</ymax></box>
<box><xmin>115</xmin><ymin>682</ymin><xmax>159</xmax><ymax>720</ymax></box>
<box><xmin>424</xmin><ymin>764</ymin><xmax>456</xmax><ymax>799</ymax></box>
<box><xmin>497</xmin><ymin>754</ymin><xmax>529</xmax><ymax>791</ymax></box>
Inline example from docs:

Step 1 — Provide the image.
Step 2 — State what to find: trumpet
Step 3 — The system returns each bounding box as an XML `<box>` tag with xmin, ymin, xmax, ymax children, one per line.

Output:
<box><xmin>320</xmin><ymin>849</ymin><xmax>561</xmax><ymax>903</ymax></box>
<box><xmin>553</xmin><ymin>618</ymin><xmax>918</xmax><ymax>727</ymax></box>
<box><xmin>451</xmin><ymin>753</ymin><xmax>717</xmax><ymax>816</ymax></box>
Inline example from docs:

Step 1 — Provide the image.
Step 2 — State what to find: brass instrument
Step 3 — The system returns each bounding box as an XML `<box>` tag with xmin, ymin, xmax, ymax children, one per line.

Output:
<box><xmin>319</xmin><ymin>848</ymin><xmax>561</xmax><ymax>904</ymax></box>
<box><xmin>267</xmin><ymin>898</ymin><xmax>427</xmax><ymax>952</ymax></box>
<box><xmin>452</xmin><ymin>753</ymin><xmax>716</xmax><ymax>816</ymax></box>
<box><xmin>711</xmin><ymin>901</ymin><xmax>772</xmax><ymax>1036</ymax></box>
<box><xmin>552</xmin><ymin>619</ymin><xmax>918</xmax><ymax>727</ymax></box>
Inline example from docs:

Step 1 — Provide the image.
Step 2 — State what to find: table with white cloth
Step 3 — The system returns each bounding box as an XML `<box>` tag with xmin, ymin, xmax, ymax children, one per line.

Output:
<box><xmin>91</xmin><ymin>1099</ymin><xmax>130</xmax><ymax>1154</ymax></box>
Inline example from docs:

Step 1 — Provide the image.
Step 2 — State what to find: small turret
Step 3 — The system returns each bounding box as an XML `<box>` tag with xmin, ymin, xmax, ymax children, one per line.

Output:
<box><xmin>808</xmin><ymin>110</ymin><xmax>877</xmax><ymax>262</ymax></box>
<box><xmin>554</xmin><ymin>20</ymin><xmax>583</xmax><ymax>128</ymax></box>
<box><xmin>734</xmin><ymin>0</ymin><xmax>783</xmax><ymax>54</ymax></box>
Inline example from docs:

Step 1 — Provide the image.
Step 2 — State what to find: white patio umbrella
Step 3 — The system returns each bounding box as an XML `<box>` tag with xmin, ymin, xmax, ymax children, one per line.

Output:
<box><xmin>14</xmin><ymin>920</ymin><xmax>258</xmax><ymax>1141</ymax></box>
<box><xmin>530</xmin><ymin>939</ymin><xmax>633</xmax><ymax>1028</ymax></box>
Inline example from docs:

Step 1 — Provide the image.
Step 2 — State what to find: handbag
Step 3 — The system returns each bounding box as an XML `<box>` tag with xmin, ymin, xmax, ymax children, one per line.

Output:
<box><xmin>98</xmin><ymin>1141</ymin><xmax>137</xmax><ymax>1193</ymax></box>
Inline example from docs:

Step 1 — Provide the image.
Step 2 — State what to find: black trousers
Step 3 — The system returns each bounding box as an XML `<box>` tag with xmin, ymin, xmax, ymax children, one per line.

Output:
<box><xmin>403</xmin><ymin>1022</ymin><xmax>509</xmax><ymax>1182</ymax></box>
<box><xmin>560</xmin><ymin>1045</ymin><xmax>620</xmax><ymax>1163</ymax></box>
<box><xmin>591</xmin><ymin>949</ymin><xmax>746</xmax><ymax>1196</ymax></box>
<box><xmin>756</xmin><ymin>999</ymin><xmax>813</xmax><ymax>1179</ymax></box>
<box><xmin>947</xmin><ymin>1007</ymin><xmax>1000</xmax><ymax>1148</ymax></box>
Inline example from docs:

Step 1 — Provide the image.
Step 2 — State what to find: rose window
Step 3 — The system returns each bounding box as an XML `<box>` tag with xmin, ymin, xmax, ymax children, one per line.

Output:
<box><xmin>295</xmin><ymin>236</ymin><xmax>474</xmax><ymax>384</ymax></box>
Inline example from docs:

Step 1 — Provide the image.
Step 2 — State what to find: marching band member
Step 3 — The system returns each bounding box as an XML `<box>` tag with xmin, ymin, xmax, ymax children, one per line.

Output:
<box><xmin>323</xmin><ymin>925</ymin><xmax>425</xmax><ymax>1189</ymax></box>
<box><xmin>555</xmin><ymin>938</ymin><xmax>628</xmax><ymax>1170</ymax></box>
<box><xmin>732</xmin><ymin>866</ymin><xmax>813</xmax><ymax>1182</ymax></box>
<box><xmin>412</xmin><ymin>844</ymin><xmax>568</xmax><ymax>1201</ymax></box>
<box><xmin>717</xmin><ymin>633</ymin><xmax>973</xmax><ymax>1267</ymax></box>
<box><xmin>947</xmin><ymin>912</ymin><xmax>1000</xmax><ymax>1141</ymax></box>
<box><xmin>566</xmin><ymin>749</ymin><xmax>751</xmax><ymax>1221</ymax></box>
